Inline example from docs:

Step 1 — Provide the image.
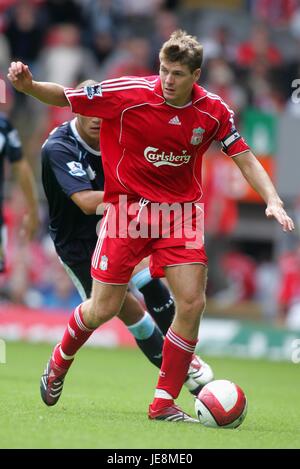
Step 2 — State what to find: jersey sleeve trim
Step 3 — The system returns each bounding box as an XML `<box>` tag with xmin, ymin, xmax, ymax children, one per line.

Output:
<box><xmin>223</xmin><ymin>148</ymin><xmax>250</xmax><ymax>158</ymax></box>
<box><xmin>66</xmin><ymin>186</ymin><xmax>94</xmax><ymax>198</ymax></box>
<box><xmin>64</xmin><ymin>87</ymin><xmax>80</xmax><ymax>112</ymax></box>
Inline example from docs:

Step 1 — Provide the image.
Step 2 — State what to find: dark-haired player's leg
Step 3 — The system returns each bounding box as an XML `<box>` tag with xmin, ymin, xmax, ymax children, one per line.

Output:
<box><xmin>130</xmin><ymin>265</ymin><xmax>175</xmax><ymax>336</ymax></box>
<box><xmin>118</xmin><ymin>292</ymin><xmax>164</xmax><ymax>368</ymax></box>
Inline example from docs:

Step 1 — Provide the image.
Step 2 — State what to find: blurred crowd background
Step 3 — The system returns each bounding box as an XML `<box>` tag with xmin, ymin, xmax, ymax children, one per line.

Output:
<box><xmin>1</xmin><ymin>0</ymin><xmax>300</xmax><ymax>330</ymax></box>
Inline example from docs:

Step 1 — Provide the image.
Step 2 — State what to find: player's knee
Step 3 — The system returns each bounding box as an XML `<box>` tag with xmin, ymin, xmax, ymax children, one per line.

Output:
<box><xmin>82</xmin><ymin>300</ymin><xmax>116</xmax><ymax>328</ymax></box>
<box><xmin>96</xmin><ymin>307</ymin><xmax>117</xmax><ymax>326</ymax></box>
<box><xmin>178</xmin><ymin>294</ymin><xmax>206</xmax><ymax>319</ymax></box>
<box><xmin>175</xmin><ymin>296</ymin><xmax>206</xmax><ymax>335</ymax></box>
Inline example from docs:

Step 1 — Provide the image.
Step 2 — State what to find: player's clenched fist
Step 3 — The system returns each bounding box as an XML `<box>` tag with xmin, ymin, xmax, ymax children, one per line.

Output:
<box><xmin>7</xmin><ymin>61</ymin><xmax>33</xmax><ymax>93</ymax></box>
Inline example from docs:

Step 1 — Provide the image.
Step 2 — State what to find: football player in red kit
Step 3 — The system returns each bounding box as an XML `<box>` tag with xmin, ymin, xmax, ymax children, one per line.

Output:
<box><xmin>8</xmin><ymin>30</ymin><xmax>294</xmax><ymax>423</ymax></box>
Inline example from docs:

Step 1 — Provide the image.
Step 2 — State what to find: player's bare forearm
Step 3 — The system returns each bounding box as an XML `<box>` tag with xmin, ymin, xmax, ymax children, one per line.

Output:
<box><xmin>71</xmin><ymin>190</ymin><xmax>104</xmax><ymax>215</ymax></box>
<box><xmin>7</xmin><ymin>61</ymin><xmax>68</xmax><ymax>107</ymax></box>
<box><xmin>28</xmin><ymin>81</ymin><xmax>68</xmax><ymax>107</ymax></box>
<box><xmin>233</xmin><ymin>151</ymin><xmax>279</xmax><ymax>203</ymax></box>
<box><xmin>233</xmin><ymin>151</ymin><xmax>294</xmax><ymax>232</ymax></box>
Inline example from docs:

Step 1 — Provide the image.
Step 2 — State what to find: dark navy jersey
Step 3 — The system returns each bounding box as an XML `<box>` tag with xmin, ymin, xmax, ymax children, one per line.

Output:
<box><xmin>0</xmin><ymin>113</ymin><xmax>22</xmax><ymax>225</ymax></box>
<box><xmin>41</xmin><ymin>118</ymin><xmax>105</xmax><ymax>264</ymax></box>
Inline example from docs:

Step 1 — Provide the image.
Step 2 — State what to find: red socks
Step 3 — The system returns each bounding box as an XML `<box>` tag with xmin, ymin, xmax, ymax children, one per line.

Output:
<box><xmin>152</xmin><ymin>328</ymin><xmax>197</xmax><ymax>410</ymax></box>
<box><xmin>54</xmin><ymin>304</ymin><xmax>95</xmax><ymax>369</ymax></box>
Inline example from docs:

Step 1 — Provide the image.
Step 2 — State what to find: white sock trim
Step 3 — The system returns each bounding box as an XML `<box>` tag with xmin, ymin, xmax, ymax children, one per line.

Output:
<box><xmin>166</xmin><ymin>328</ymin><xmax>196</xmax><ymax>353</ymax></box>
<box><xmin>128</xmin><ymin>311</ymin><xmax>150</xmax><ymax>329</ymax></box>
<box><xmin>130</xmin><ymin>267</ymin><xmax>152</xmax><ymax>290</ymax></box>
<box><xmin>127</xmin><ymin>311</ymin><xmax>155</xmax><ymax>340</ymax></box>
<box><xmin>59</xmin><ymin>346</ymin><xmax>75</xmax><ymax>360</ymax></box>
<box><xmin>74</xmin><ymin>305</ymin><xmax>95</xmax><ymax>332</ymax></box>
<box><xmin>154</xmin><ymin>389</ymin><xmax>173</xmax><ymax>400</ymax></box>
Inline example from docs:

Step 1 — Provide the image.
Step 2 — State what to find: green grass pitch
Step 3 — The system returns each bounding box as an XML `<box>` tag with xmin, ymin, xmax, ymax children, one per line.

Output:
<box><xmin>0</xmin><ymin>341</ymin><xmax>299</xmax><ymax>449</ymax></box>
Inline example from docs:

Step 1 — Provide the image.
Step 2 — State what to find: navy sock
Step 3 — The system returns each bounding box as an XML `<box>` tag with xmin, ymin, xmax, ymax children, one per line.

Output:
<box><xmin>140</xmin><ymin>279</ymin><xmax>175</xmax><ymax>336</ymax></box>
<box><xmin>127</xmin><ymin>311</ymin><xmax>164</xmax><ymax>368</ymax></box>
<box><xmin>135</xmin><ymin>326</ymin><xmax>164</xmax><ymax>368</ymax></box>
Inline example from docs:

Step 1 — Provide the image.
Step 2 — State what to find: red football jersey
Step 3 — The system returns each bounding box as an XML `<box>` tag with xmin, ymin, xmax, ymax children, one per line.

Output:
<box><xmin>65</xmin><ymin>77</ymin><xmax>249</xmax><ymax>203</ymax></box>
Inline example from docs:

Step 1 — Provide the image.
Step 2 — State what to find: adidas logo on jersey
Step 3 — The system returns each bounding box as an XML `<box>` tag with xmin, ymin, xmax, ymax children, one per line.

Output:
<box><xmin>168</xmin><ymin>116</ymin><xmax>181</xmax><ymax>125</ymax></box>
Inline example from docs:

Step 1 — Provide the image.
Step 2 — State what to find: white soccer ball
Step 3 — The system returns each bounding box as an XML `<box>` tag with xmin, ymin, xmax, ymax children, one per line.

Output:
<box><xmin>194</xmin><ymin>379</ymin><xmax>247</xmax><ymax>429</ymax></box>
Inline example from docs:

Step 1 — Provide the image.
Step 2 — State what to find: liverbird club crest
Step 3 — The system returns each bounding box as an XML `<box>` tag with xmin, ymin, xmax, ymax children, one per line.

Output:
<box><xmin>100</xmin><ymin>255</ymin><xmax>108</xmax><ymax>271</ymax></box>
<box><xmin>190</xmin><ymin>127</ymin><xmax>205</xmax><ymax>145</ymax></box>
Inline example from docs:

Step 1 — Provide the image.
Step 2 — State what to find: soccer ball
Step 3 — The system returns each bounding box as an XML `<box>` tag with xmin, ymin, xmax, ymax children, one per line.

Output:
<box><xmin>194</xmin><ymin>379</ymin><xmax>247</xmax><ymax>429</ymax></box>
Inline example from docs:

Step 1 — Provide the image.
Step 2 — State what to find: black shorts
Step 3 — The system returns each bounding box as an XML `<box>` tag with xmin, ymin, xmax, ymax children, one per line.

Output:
<box><xmin>56</xmin><ymin>239</ymin><xmax>96</xmax><ymax>300</ymax></box>
<box><xmin>60</xmin><ymin>258</ymin><xmax>92</xmax><ymax>300</ymax></box>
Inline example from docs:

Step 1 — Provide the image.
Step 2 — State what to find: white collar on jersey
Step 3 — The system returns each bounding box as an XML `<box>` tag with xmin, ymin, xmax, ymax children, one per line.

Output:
<box><xmin>70</xmin><ymin>118</ymin><xmax>101</xmax><ymax>156</ymax></box>
<box><xmin>165</xmin><ymin>100</ymin><xmax>192</xmax><ymax>109</ymax></box>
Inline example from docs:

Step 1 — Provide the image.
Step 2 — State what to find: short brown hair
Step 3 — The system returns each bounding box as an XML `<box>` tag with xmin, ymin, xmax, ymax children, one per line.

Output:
<box><xmin>159</xmin><ymin>30</ymin><xmax>203</xmax><ymax>72</ymax></box>
<box><xmin>76</xmin><ymin>79</ymin><xmax>98</xmax><ymax>89</ymax></box>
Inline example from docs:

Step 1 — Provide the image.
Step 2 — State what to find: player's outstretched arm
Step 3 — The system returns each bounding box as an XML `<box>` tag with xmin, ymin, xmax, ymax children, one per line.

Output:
<box><xmin>233</xmin><ymin>150</ymin><xmax>295</xmax><ymax>233</ymax></box>
<box><xmin>7</xmin><ymin>61</ymin><xmax>68</xmax><ymax>107</ymax></box>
